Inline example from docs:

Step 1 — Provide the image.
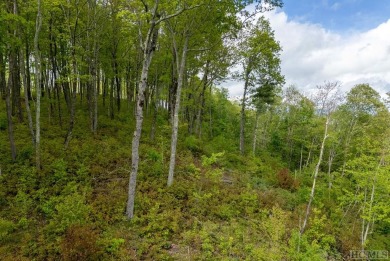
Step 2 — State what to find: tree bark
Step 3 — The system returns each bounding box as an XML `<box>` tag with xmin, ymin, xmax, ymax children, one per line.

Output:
<box><xmin>196</xmin><ymin>60</ymin><xmax>209</xmax><ymax>138</ymax></box>
<box><xmin>150</xmin><ymin>71</ymin><xmax>159</xmax><ymax>141</ymax></box>
<box><xmin>25</xmin><ymin>40</ymin><xmax>32</xmax><ymax>101</ymax></box>
<box><xmin>20</xmin><ymin>48</ymin><xmax>35</xmax><ymax>145</ymax></box>
<box><xmin>252</xmin><ymin>108</ymin><xmax>260</xmax><ymax>155</ymax></box>
<box><xmin>0</xmin><ymin>51</ymin><xmax>6</xmax><ymax>99</ymax></box>
<box><xmin>301</xmin><ymin>116</ymin><xmax>329</xmax><ymax>234</ymax></box>
<box><xmin>126</xmin><ymin>0</ymin><xmax>192</xmax><ymax>219</ymax></box>
<box><xmin>6</xmin><ymin>55</ymin><xmax>17</xmax><ymax>161</ymax></box>
<box><xmin>167</xmin><ymin>33</ymin><xmax>189</xmax><ymax>187</ymax></box>
<box><xmin>34</xmin><ymin>0</ymin><xmax>42</xmax><ymax>169</ymax></box>
<box><xmin>240</xmin><ymin>66</ymin><xmax>250</xmax><ymax>155</ymax></box>
<box><xmin>126</xmin><ymin>10</ymin><xmax>160</xmax><ymax>219</ymax></box>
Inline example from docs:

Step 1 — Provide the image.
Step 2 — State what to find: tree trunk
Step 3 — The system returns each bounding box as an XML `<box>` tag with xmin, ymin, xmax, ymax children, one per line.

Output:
<box><xmin>0</xmin><ymin>51</ymin><xmax>6</xmax><ymax>99</ymax></box>
<box><xmin>6</xmin><ymin>56</ymin><xmax>17</xmax><ymax>161</ymax></box>
<box><xmin>150</xmin><ymin>71</ymin><xmax>159</xmax><ymax>141</ymax></box>
<box><xmin>252</xmin><ymin>109</ymin><xmax>260</xmax><ymax>155</ymax></box>
<box><xmin>9</xmin><ymin>0</ymin><xmax>22</xmax><ymax>124</ymax></box>
<box><xmin>126</xmin><ymin>17</ymin><xmax>159</xmax><ymax>219</ymax></box>
<box><xmin>301</xmin><ymin>116</ymin><xmax>329</xmax><ymax>234</ymax></box>
<box><xmin>240</xmin><ymin>67</ymin><xmax>250</xmax><ymax>155</ymax></box>
<box><xmin>34</xmin><ymin>0</ymin><xmax>42</xmax><ymax>169</ymax></box>
<box><xmin>361</xmin><ymin>156</ymin><xmax>383</xmax><ymax>249</ymax></box>
<box><xmin>168</xmin><ymin>57</ymin><xmax>178</xmax><ymax>123</ymax></box>
<box><xmin>25</xmin><ymin>40</ymin><xmax>32</xmax><ymax>101</ymax></box>
<box><xmin>49</xmin><ymin>24</ymin><xmax>62</xmax><ymax>127</ymax></box>
<box><xmin>102</xmin><ymin>74</ymin><xmax>107</xmax><ymax>107</ymax></box>
<box><xmin>167</xmin><ymin>33</ymin><xmax>189</xmax><ymax>187</ymax></box>
<box><xmin>109</xmin><ymin>78</ymin><xmax>114</xmax><ymax>119</ymax></box>
<box><xmin>93</xmin><ymin>66</ymin><xmax>99</xmax><ymax>133</ymax></box>
<box><xmin>196</xmin><ymin>60</ymin><xmax>209</xmax><ymax>138</ymax></box>
<box><xmin>305</xmin><ymin>137</ymin><xmax>316</xmax><ymax>167</ymax></box>
<box><xmin>64</xmin><ymin>56</ymin><xmax>77</xmax><ymax>149</ymax></box>
<box><xmin>20</xmin><ymin>48</ymin><xmax>35</xmax><ymax>145</ymax></box>
<box><xmin>12</xmin><ymin>54</ymin><xmax>23</xmax><ymax>122</ymax></box>
<box><xmin>327</xmin><ymin>148</ymin><xmax>335</xmax><ymax>192</ymax></box>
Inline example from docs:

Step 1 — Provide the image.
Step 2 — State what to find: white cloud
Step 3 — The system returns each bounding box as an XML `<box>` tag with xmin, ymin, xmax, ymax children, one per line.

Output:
<box><xmin>330</xmin><ymin>2</ymin><xmax>341</xmax><ymax>11</ymax></box>
<box><xmin>225</xmin><ymin>10</ymin><xmax>390</xmax><ymax>97</ymax></box>
<box><xmin>263</xmin><ymin>10</ymin><xmax>390</xmax><ymax>96</ymax></box>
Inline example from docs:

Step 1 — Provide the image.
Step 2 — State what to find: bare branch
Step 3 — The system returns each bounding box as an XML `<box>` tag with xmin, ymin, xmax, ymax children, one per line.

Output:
<box><xmin>155</xmin><ymin>4</ymin><xmax>202</xmax><ymax>25</ymax></box>
<box><xmin>139</xmin><ymin>0</ymin><xmax>148</xmax><ymax>12</ymax></box>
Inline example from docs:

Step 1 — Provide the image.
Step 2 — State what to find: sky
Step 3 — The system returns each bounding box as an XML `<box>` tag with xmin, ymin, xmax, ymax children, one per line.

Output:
<box><xmin>226</xmin><ymin>0</ymin><xmax>390</xmax><ymax>97</ymax></box>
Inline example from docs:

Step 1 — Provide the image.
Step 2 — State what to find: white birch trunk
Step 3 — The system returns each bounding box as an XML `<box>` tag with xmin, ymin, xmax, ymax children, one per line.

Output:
<box><xmin>126</xmin><ymin>9</ymin><xmax>159</xmax><ymax>218</ymax></box>
<box><xmin>301</xmin><ymin>116</ymin><xmax>329</xmax><ymax>234</ymax></box>
<box><xmin>167</xmin><ymin>33</ymin><xmax>189</xmax><ymax>187</ymax></box>
<box><xmin>240</xmin><ymin>68</ymin><xmax>250</xmax><ymax>155</ymax></box>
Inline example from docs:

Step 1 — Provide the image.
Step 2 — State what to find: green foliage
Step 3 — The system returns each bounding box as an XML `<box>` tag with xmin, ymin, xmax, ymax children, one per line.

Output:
<box><xmin>104</xmin><ymin>237</ymin><xmax>125</xmax><ymax>254</ymax></box>
<box><xmin>0</xmin><ymin>5</ymin><xmax>389</xmax><ymax>257</ymax></box>
<box><xmin>0</xmin><ymin>219</ymin><xmax>15</xmax><ymax>243</ymax></box>
<box><xmin>184</xmin><ymin>135</ymin><xmax>202</xmax><ymax>153</ymax></box>
<box><xmin>0</xmin><ymin>114</ymin><xmax>6</xmax><ymax>131</ymax></box>
<box><xmin>201</xmin><ymin>151</ymin><xmax>225</xmax><ymax>167</ymax></box>
<box><xmin>44</xmin><ymin>184</ymin><xmax>92</xmax><ymax>235</ymax></box>
<box><xmin>60</xmin><ymin>225</ymin><xmax>102</xmax><ymax>261</ymax></box>
<box><xmin>51</xmin><ymin>158</ymin><xmax>68</xmax><ymax>183</ymax></box>
<box><xmin>288</xmin><ymin>230</ymin><xmax>326</xmax><ymax>261</ymax></box>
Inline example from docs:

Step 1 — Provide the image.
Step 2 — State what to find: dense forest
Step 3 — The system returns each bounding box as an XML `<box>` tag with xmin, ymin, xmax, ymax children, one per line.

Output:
<box><xmin>0</xmin><ymin>0</ymin><xmax>389</xmax><ymax>260</ymax></box>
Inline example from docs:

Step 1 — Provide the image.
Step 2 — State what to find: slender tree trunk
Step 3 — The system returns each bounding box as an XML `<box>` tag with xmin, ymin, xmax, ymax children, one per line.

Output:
<box><xmin>34</xmin><ymin>0</ymin><xmax>42</xmax><ymax>169</ymax></box>
<box><xmin>115</xmin><ymin>63</ymin><xmax>121</xmax><ymax>112</ymax></box>
<box><xmin>93</xmin><ymin>66</ymin><xmax>98</xmax><ymax>133</ymax></box>
<box><xmin>361</xmin><ymin>156</ymin><xmax>383</xmax><ymax>249</ymax></box>
<box><xmin>64</xmin><ymin>47</ymin><xmax>77</xmax><ymax>148</ymax></box>
<box><xmin>49</xmin><ymin>27</ymin><xmax>63</xmax><ymax>127</ymax></box>
<box><xmin>102</xmin><ymin>75</ymin><xmax>107</xmax><ymax>107</ymax></box>
<box><xmin>240</xmin><ymin>67</ymin><xmax>250</xmax><ymax>155</ymax></box>
<box><xmin>20</xmin><ymin>48</ymin><xmax>35</xmax><ymax>145</ymax></box>
<box><xmin>167</xmin><ymin>33</ymin><xmax>189</xmax><ymax>187</ymax></box>
<box><xmin>301</xmin><ymin>116</ymin><xmax>329</xmax><ymax>234</ymax></box>
<box><xmin>0</xmin><ymin>51</ymin><xmax>6</xmax><ymax>99</ymax></box>
<box><xmin>327</xmin><ymin>148</ymin><xmax>335</xmax><ymax>192</ymax></box>
<box><xmin>299</xmin><ymin>145</ymin><xmax>303</xmax><ymax>175</ymax></box>
<box><xmin>150</xmin><ymin>71</ymin><xmax>159</xmax><ymax>141</ymax></box>
<box><xmin>252</xmin><ymin>109</ymin><xmax>260</xmax><ymax>155</ymax></box>
<box><xmin>12</xmin><ymin>54</ymin><xmax>23</xmax><ymax>122</ymax></box>
<box><xmin>305</xmin><ymin>137</ymin><xmax>316</xmax><ymax>167</ymax></box>
<box><xmin>168</xmin><ymin>57</ymin><xmax>178</xmax><ymax>123</ymax></box>
<box><xmin>109</xmin><ymin>78</ymin><xmax>114</xmax><ymax>119</ymax></box>
<box><xmin>9</xmin><ymin>0</ymin><xmax>22</xmax><ymax>122</ymax></box>
<box><xmin>25</xmin><ymin>40</ymin><xmax>32</xmax><ymax>100</ymax></box>
<box><xmin>126</xmin><ymin>18</ymin><xmax>159</xmax><ymax>219</ymax></box>
<box><xmin>126</xmin><ymin>63</ymin><xmax>132</xmax><ymax>108</ymax></box>
<box><xmin>6</xmin><ymin>56</ymin><xmax>17</xmax><ymax>161</ymax></box>
<box><xmin>196</xmin><ymin>60</ymin><xmax>209</xmax><ymax>138</ymax></box>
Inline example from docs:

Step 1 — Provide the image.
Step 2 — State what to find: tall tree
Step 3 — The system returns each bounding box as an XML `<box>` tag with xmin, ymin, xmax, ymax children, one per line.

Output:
<box><xmin>237</xmin><ymin>17</ymin><xmax>283</xmax><ymax>154</ymax></box>
<box><xmin>300</xmin><ymin>81</ymin><xmax>343</xmax><ymax>234</ymax></box>
<box><xmin>166</xmin><ymin>27</ymin><xmax>189</xmax><ymax>187</ymax></box>
<box><xmin>34</xmin><ymin>0</ymin><xmax>42</xmax><ymax>169</ymax></box>
<box><xmin>126</xmin><ymin>0</ymin><xmax>191</xmax><ymax>219</ymax></box>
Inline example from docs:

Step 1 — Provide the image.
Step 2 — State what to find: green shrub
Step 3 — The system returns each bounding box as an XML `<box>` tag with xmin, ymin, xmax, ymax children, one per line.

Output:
<box><xmin>201</xmin><ymin>151</ymin><xmax>225</xmax><ymax>167</ymax></box>
<box><xmin>51</xmin><ymin>158</ymin><xmax>68</xmax><ymax>183</ymax></box>
<box><xmin>0</xmin><ymin>218</ymin><xmax>15</xmax><ymax>243</ymax></box>
<box><xmin>105</xmin><ymin>237</ymin><xmax>125</xmax><ymax>254</ymax></box>
<box><xmin>184</xmin><ymin>135</ymin><xmax>202</xmax><ymax>153</ymax></box>
<box><xmin>288</xmin><ymin>229</ymin><xmax>326</xmax><ymax>261</ymax></box>
<box><xmin>45</xmin><ymin>186</ymin><xmax>91</xmax><ymax>235</ymax></box>
<box><xmin>0</xmin><ymin>115</ymin><xmax>6</xmax><ymax>131</ymax></box>
<box><xmin>60</xmin><ymin>225</ymin><xmax>102</xmax><ymax>261</ymax></box>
